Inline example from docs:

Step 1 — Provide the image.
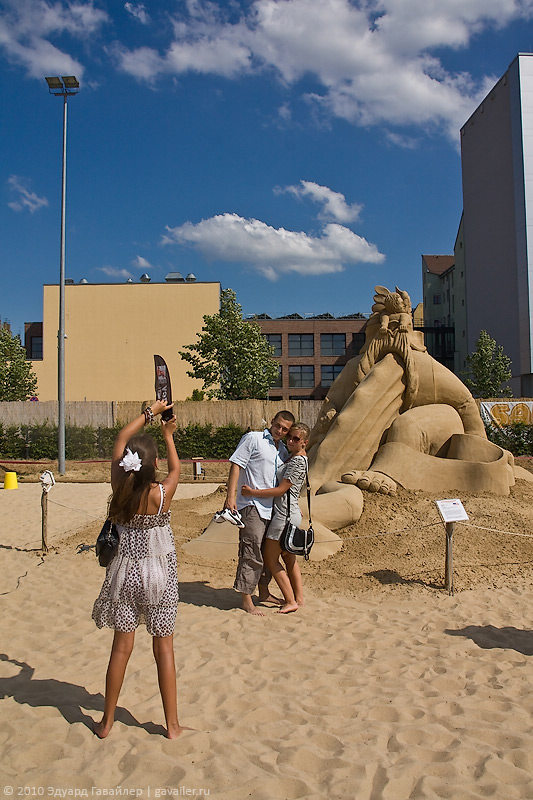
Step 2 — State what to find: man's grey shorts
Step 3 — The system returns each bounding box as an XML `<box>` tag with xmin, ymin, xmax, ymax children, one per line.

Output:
<box><xmin>233</xmin><ymin>505</ymin><xmax>271</xmax><ymax>594</ymax></box>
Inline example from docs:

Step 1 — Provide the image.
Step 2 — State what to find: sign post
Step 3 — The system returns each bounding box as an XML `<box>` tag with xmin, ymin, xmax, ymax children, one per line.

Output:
<box><xmin>39</xmin><ymin>470</ymin><xmax>55</xmax><ymax>554</ymax></box>
<box><xmin>435</xmin><ymin>499</ymin><xmax>469</xmax><ymax>595</ymax></box>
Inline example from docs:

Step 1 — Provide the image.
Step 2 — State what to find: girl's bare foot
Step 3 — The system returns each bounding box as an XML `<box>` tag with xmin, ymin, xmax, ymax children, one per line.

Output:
<box><xmin>93</xmin><ymin>718</ymin><xmax>113</xmax><ymax>739</ymax></box>
<box><xmin>166</xmin><ymin>724</ymin><xmax>194</xmax><ymax>739</ymax></box>
<box><xmin>277</xmin><ymin>602</ymin><xmax>299</xmax><ymax>614</ymax></box>
<box><xmin>258</xmin><ymin>591</ymin><xmax>283</xmax><ymax>606</ymax></box>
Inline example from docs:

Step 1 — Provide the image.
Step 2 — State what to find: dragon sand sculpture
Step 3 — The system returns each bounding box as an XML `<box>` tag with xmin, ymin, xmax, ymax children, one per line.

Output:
<box><xmin>307</xmin><ymin>285</ymin><xmax>515</xmax><ymax>532</ymax></box>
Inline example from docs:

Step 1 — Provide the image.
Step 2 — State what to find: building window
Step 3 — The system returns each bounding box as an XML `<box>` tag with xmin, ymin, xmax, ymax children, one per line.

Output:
<box><xmin>288</xmin><ymin>333</ymin><xmax>314</xmax><ymax>357</ymax></box>
<box><xmin>30</xmin><ymin>336</ymin><xmax>43</xmax><ymax>359</ymax></box>
<box><xmin>433</xmin><ymin>295</ymin><xmax>442</xmax><ymax>304</ymax></box>
<box><xmin>264</xmin><ymin>333</ymin><xmax>282</xmax><ymax>356</ymax></box>
<box><xmin>321</xmin><ymin>364</ymin><xmax>343</xmax><ymax>386</ymax></box>
<box><xmin>320</xmin><ymin>333</ymin><xmax>346</xmax><ymax>356</ymax></box>
<box><xmin>271</xmin><ymin>365</ymin><xmax>282</xmax><ymax>387</ymax></box>
<box><xmin>289</xmin><ymin>365</ymin><xmax>315</xmax><ymax>387</ymax></box>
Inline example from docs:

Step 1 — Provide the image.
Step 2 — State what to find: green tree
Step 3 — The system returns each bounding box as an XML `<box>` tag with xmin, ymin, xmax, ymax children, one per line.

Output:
<box><xmin>179</xmin><ymin>288</ymin><xmax>279</xmax><ymax>399</ymax></box>
<box><xmin>186</xmin><ymin>388</ymin><xmax>205</xmax><ymax>401</ymax></box>
<box><xmin>463</xmin><ymin>330</ymin><xmax>512</xmax><ymax>398</ymax></box>
<box><xmin>0</xmin><ymin>326</ymin><xmax>38</xmax><ymax>401</ymax></box>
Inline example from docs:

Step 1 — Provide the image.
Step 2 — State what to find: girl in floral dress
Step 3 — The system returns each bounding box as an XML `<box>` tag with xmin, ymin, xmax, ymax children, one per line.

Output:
<box><xmin>92</xmin><ymin>400</ymin><xmax>185</xmax><ymax>738</ymax></box>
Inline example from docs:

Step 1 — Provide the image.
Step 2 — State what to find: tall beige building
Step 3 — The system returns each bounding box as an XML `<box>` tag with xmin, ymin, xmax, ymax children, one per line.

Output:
<box><xmin>29</xmin><ymin>279</ymin><xmax>220</xmax><ymax>401</ymax></box>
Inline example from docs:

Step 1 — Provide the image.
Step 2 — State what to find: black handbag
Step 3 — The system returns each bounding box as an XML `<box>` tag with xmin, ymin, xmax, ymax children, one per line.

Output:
<box><xmin>279</xmin><ymin>461</ymin><xmax>314</xmax><ymax>560</ymax></box>
<box><xmin>96</xmin><ymin>518</ymin><xmax>119</xmax><ymax>567</ymax></box>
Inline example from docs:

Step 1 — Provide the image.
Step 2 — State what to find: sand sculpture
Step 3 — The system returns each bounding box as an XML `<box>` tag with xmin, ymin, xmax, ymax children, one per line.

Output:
<box><xmin>308</xmin><ymin>285</ymin><xmax>515</xmax><ymax>531</ymax></box>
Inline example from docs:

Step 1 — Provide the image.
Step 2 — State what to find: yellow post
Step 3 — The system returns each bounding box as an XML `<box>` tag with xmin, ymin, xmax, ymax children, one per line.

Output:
<box><xmin>3</xmin><ymin>472</ymin><xmax>18</xmax><ymax>490</ymax></box>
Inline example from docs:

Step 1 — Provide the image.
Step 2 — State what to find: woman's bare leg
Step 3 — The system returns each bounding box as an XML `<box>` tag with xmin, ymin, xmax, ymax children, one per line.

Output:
<box><xmin>153</xmin><ymin>634</ymin><xmax>184</xmax><ymax>738</ymax></box>
<box><xmin>263</xmin><ymin>539</ymin><xmax>298</xmax><ymax>613</ymax></box>
<box><xmin>282</xmin><ymin>551</ymin><xmax>304</xmax><ymax>606</ymax></box>
<box><xmin>94</xmin><ymin>630</ymin><xmax>135</xmax><ymax>738</ymax></box>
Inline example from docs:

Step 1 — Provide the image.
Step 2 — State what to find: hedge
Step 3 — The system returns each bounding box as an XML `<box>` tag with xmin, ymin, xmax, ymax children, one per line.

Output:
<box><xmin>484</xmin><ymin>421</ymin><xmax>533</xmax><ymax>456</ymax></box>
<box><xmin>0</xmin><ymin>422</ymin><xmax>246</xmax><ymax>461</ymax></box>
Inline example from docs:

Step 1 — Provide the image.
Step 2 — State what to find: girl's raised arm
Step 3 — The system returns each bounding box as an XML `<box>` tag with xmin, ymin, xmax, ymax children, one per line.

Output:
<box><xmin>111</xmin><ymin>401</ymin><xmax>172</xmax><ymax>489</ymax></box>
<box><xmin>161</xmin><ymin>415</ymin><xmax>180</xmax><ymax>503</ymax></box>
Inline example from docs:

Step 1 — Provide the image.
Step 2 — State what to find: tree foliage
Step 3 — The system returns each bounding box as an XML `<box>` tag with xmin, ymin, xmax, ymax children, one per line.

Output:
<box><xmin>463</xmin><ymin>329</ymin><xmax>512</xmax><ymax>398</ymax></box>
<box><xmin>179</xmin><ymin>288</ymin><xmax>279</xmax><ymax>399</ymax></box>
<box><xmin>0</xmin><ymin>326</ymin><xmax>38</xmax><ymax>401</ymax></box>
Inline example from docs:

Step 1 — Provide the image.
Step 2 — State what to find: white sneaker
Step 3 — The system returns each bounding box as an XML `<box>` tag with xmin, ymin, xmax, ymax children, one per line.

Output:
<box><xmin>213</xmin><ymin>509</ymin><xmax>245</xmax><ymax>528</ymax></box>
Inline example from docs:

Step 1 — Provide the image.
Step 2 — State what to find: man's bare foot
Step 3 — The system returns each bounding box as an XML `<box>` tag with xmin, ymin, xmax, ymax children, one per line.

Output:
<box><xmin>166</xmin><ymin>724</ymin><xmax>194</xmax><ymax>739</ymax></box>
<box><xmin>258</xmin><ymin>591</ymin><xmax>283</xmax><ymax>606</ymax></box>
<box><xmin>242</xmin><ymin>601</ymin><xmax>265</xmax><ymax>615</ymax></box>
<box><xmin>277</xmin><ymin>602</ymin><xmax>299</xmax><ymax>614</ymax></box>
<box><xmin>93</xmin><ymin>718</ymin><xmax>113</xmax><ymax>739</ymax></box>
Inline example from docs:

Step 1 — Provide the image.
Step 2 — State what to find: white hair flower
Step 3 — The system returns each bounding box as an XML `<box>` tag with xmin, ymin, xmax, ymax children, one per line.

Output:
<box><xmin>119</xmin><ymin>448</ymin><xmax>142</xmax><ymax>472</ymax></box>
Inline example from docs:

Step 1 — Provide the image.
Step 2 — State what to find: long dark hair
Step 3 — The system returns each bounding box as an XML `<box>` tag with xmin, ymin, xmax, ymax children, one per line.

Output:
<box><xmin>108</xmin><ymin>434</ymin><xmax>158</xmax><ymax>523</ymax></box>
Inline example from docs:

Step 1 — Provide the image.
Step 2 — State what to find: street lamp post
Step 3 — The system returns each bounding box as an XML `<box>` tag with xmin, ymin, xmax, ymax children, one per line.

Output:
<box><xmin>45</xmin><ymin>76</ymin><xmax>79</xmax><ymax>475</ymax></box>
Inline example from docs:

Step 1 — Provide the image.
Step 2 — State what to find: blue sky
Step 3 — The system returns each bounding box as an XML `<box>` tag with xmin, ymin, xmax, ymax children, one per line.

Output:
<box><xmin>2</xmin><ymin>0</ymin><xmax>533</xmax><ymax>338</ymax></box>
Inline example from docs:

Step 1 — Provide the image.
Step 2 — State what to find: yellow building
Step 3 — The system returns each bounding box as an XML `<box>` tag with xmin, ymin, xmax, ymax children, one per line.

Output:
<box><xmin>29</xmin><ymin>279</ymin><xmax>220</xmax><ymax>401</ymax></box>
<box><xmin>413</xmin><ymin>302</ymin><xmax>424</xmax><ymax>328</ymax></box>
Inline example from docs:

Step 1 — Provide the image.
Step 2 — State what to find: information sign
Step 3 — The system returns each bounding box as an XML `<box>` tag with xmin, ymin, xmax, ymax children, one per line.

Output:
<box><xmin>435</xmin><ymin>498</ymin><xmax>469</xmax><ymax>523</ymax></box>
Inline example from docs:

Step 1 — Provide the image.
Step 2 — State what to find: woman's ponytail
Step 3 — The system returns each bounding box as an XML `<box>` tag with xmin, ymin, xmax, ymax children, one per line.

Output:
<box><xmin>109</xmin><ymin>434</ymin><xmax>158</xmax><ymax>523</ymax></box>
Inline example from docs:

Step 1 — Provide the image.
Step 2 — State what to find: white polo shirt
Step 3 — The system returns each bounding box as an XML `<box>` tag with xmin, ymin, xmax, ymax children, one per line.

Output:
<box><xmin>230</xmin><ymin>429</ymin><xmax>289</xmax><ymax>519</ymax></box>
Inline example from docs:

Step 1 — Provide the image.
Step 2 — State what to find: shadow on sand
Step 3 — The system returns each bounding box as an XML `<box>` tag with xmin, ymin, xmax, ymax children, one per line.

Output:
<box><xmin>178</xmin><ymin>580</ymin><xmax>242</xmax><ymax>610</ymax></box>
<box><xmin>0</xmin><ymin>654</ymin><xmax>166</xmax><ymax>736</ymax></box>
<box><xmin>367</xmin><ymin>569</ymin><xmax>442</xmax><ymax>590</ymax></box>
<box><xmin>445</xmin><ymin>626</ymin><xmax>533</xmax><ymax>656</ymax></box>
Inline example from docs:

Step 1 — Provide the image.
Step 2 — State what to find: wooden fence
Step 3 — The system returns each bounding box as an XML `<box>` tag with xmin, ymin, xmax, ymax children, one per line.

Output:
<box><xmin>0</xmin><ymin>399</ymin><xmax>323</xmax><ymax>430</ymax></box>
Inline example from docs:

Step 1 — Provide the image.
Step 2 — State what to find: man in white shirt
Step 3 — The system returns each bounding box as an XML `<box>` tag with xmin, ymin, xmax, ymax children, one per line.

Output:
<box><xmin>225</xmin><ymin>410</ymin><xmax>295</xmax><ymax>614</ymax></box>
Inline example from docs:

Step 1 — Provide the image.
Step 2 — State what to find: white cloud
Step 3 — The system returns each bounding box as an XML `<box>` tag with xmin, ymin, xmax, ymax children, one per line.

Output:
<box><xmin>131</xmin><ymin>255</ymin><xmax>152</xmax><ymax>268</ymax></box>
<box><xmin>97</xmin><ymin>266</ymin><xmax>133</xmax><ymax>279</ymax></box>
<box><xmin>124</xmin><ymin>2</ymin><xmax>150</xmax><ymax>25</ymax></box>
<box><xmin>7</xmin><ymin>175</ymin><xmax>48</xmax><ymax>213</ymax></box>
<box><xmin>113</xmin><ymin>0</ymin><xmax>533</xmax><ymax>140</ymax></box>
<box><xmin>279</xmin><ymin>181</ymin><xmax>363</xmax><ymax>223</ymax></box>
<box><xmin>0</xmin><ymin>0</ymin><xmax>108</xmax><ymax>79</ymax></box>
<box><xmin>384</xmin><ymin>131</ymin><xmax>419</xmax><ymax>150</ymax></box>
<box><xmin>163</xmin><ymin>213</ymin><xmax>384</xmax><ymax>280</ymax></box>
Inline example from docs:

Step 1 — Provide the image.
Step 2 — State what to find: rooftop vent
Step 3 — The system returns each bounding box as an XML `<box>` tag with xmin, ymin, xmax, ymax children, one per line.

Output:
<box><xmin>65</xmin><ymin>278</ymin><xmax>74</xmax><ymax>285</ymax></box>
<box><xmin>140</xmin><ymin>273</ymin><xmax>151</xmax><ymax>283</ymax></box>
<box><xmin>126</xmin><ymin>277</ymin><xmax>133</xmax><ymax>283</ymax></box>
<box><xmin>79</xmin><ymin>278</ymin><xmax>88</xmax><ymax>284</ymax></box>
<box><xmin>165</xmin><ymin>271</ymin><xmax>184</xmax><ymax>282</ymax></box>
<box><xmin>186</xmin><ymin>273</ymin><xmax>197</xmax><ymax>282</ymax></box>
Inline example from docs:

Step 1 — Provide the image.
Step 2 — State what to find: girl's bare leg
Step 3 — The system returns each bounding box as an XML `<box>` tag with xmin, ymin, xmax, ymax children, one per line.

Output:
<box><xmin>281</xmin><ymin>551</ymin><xmax>304</xmax><ymax>606</ymax></box>
<box><xmin>94</xmin><ymin>630</ymin><xmax>135</xmax><ymax>738</ymax></box>
<box><xmin>153</xmin><ymin>634</ymin><xmax>184</xmax><ymax>738</ymax></box>
<box><xmin>263</xmin><ymin>539</ymin><xmax>298</xmax><ymax>613</ymax></box>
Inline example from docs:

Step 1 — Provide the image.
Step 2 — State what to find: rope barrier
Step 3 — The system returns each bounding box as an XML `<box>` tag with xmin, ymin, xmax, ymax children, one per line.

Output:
<box><xmin>48</xmin><ymin>498</ymin><xmax>104</xmax><ymax>520</ymax></box>
<box><xmin>42</xmin><ymin>497</ymin><xmax>533</xmax><ymax>545</ymax></box>
<box><xmin>177</xmin><ymin>519</ymin><xmax>444</xmax><ymax>545</ymax></box>
<box><xmin>456</xmin><ymin>521</ymin><xmax>533</xmax><ymax>539</ymax></box>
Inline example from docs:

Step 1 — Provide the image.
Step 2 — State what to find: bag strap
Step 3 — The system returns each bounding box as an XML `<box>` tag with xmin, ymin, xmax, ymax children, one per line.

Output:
<box><xmin>285</xmin><ymin>457</ymin><xmax>312</xmax><ymax>525</ymax></box>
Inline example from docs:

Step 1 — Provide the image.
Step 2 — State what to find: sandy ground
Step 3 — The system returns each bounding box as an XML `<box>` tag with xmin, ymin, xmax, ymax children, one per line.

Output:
<box><xmin>1</xmin><ymin>473</ymin><xmax>533</xmax><ymax>799</ymax></box>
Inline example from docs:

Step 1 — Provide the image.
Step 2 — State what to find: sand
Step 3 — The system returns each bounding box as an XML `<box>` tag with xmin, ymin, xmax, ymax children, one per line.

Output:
<box><xmin>2</xmin><ymin>475</ymin><xmax>533</xmax><ymax>799</ymax></box>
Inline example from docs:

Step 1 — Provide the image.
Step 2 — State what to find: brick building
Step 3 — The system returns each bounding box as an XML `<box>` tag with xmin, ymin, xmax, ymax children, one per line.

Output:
<box><xmin>253</xmin><ymin>313</ymin><xmax>367</xmax><ymax>401</ymax></box>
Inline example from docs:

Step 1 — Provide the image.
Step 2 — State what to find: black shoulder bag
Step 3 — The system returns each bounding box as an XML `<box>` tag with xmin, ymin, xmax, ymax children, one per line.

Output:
<box><xmin>279</xmin><ymin>461</ymin><xmax>314</xmax><ymax>560</ymax></box>
<box><xmin>95</xmin><ymin>518</ymin><xmax>119</xmax><ymax>567</ymax></box>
